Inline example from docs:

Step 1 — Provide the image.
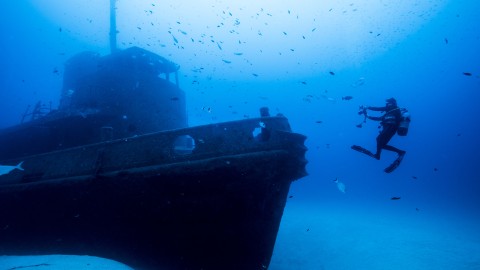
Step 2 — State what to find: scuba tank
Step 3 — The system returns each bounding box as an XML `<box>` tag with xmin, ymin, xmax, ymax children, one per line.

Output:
<box><xmin>397</xmin><ymin>108</ymin><xmax>410</xmax><ymax>136</ymax></box>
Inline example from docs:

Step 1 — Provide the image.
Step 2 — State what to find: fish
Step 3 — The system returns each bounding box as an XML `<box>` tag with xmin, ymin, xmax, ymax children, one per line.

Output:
<box><xmin>329</xmin><ymin>71</ymin><xmax>335</xmax><ymax>75</ymax></box>
<box><xmin>333</xmin><ymin>178</ymin><xmax>346</xmax><ymax>193</ymax></box>
<box><xmin>320</xmin><ymin>94</ymin><xmax>336</xmax><ymax>103</ymax></box>
<box><xmin>390</xmin><ymin>197</ymin><xmax>401</xmax><ymax>200</ymax></box>
<box><xmin>342</xmin><ymin>96</ymin><xmax>353</xmax><ymax>101</ymax></box>
<box><xmin>463</xmin><ymin>72</ymin><xmax>472</xmax><ymax>76</ymax></box>
<box><xmin>0</xmin><ymin>161</ymin><xmax>24</xmax><ymax>176</ymax></box>
<box><xmin>351</xmin><ymin>77</ymin><xmax>365</xmax><ymax>87</ymax></box>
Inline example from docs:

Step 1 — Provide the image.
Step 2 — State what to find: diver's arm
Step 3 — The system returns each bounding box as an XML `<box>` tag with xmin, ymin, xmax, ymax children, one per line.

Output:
<box><xmin>367</xmin><ymin>115</ymin><xmax>382</xmax><ymax>121</ymax></box>
<box><xmin>367</xmin><ymin>106</ymin><xmax>387</xmax><ymax>112</ymax></box>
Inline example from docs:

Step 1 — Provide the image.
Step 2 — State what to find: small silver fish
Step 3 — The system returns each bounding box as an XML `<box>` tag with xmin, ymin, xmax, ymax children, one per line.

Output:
<box><xmin>333</xmin><ymin>178</ymin><xmax>346</xmax><ymax>193</ymax></box>
<box><xmin>0</xmin><ymin>161</ymin><xmax>24</xmax><ymax>176</ymax></box>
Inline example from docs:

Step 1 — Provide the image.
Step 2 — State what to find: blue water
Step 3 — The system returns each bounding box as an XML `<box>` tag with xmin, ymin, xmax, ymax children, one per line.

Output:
<box><xmin>1</xmin><ymin>1</ymin><xmax>479</xmax><ymax>269</ymax></box>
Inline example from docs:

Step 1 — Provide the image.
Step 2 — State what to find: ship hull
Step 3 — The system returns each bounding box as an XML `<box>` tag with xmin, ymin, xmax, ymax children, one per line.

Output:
<box><xmin>0</xmin><ymin>117</ymin><xmax>307</xmax><ymax>269</ymax></box>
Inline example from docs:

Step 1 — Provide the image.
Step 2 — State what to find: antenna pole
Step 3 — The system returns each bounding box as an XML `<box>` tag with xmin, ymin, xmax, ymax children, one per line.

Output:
<box><xmin>109</xmin><ymin>0</ymin><xmax>118</xmax><ymax>53</ymax></box>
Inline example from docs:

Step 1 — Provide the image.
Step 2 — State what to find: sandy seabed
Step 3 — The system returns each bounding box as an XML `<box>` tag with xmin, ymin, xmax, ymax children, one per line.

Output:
<box><xmin>0</xmin><ymin>255</ymin><xmax>133</xmax><ymax>270</ymax></box>
<box><xmin>270</xmin><ymin>202</ymin><xmax>480</xmax><ymax>270</ymax></box>
<box><xmin>2</xmin><ymin>202</ymin><xmax>479</xmax><ymax>270</ymax></box>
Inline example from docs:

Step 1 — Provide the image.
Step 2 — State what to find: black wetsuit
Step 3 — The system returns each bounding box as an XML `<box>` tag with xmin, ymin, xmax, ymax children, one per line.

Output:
<box><xmin>367</xmin><ymin>105</ymin><xmax>405</xmax><ymax>159</ymax></box>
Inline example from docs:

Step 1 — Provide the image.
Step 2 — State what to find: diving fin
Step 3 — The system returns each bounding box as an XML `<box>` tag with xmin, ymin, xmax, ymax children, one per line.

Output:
<box><xmin>351</xmin><ymin>145</ymin><xmax>376</xmax><ymax>159</ymax></box>
<box><xmin>384</xmin><ymin>152</ymin><xmax>406</xmax><ymax>173</ymax></box>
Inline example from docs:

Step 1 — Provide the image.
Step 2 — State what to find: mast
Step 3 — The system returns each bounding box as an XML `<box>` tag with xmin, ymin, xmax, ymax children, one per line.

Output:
<box><xmin>109</xmin><ymin>0</ymin><xmax>118</xmax><ymax>53</ymax></box>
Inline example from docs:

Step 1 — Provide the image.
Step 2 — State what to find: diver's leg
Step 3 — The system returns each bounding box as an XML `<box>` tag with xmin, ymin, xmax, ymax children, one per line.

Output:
<box><xmin>375</xmin><ymin>126</ymin><xmax>396</xmax><ymax>159</ymax></box>
<box><xmin>383</xmin><ymin>134</ymin><xmax>406</xmax><ymax>173</ymax></box>
<box><xmin>374</xmin><ymin>141</ymin><xmax>382</xmax><ymax>160</ymax></box>
<box><xmin>383</xmin><ymin>145</ymin><xmax>406</xmax><ymax>156</ymax></box>
<box><xmin>375</xmin><ymin>133</ymin><xmax>387</xmax><ymax>160</ymax></box>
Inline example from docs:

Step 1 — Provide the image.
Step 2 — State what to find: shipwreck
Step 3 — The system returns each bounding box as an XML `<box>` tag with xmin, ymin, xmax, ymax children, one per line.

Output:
<box><xmin>0</xmin><ymin>2</ymin><xmax>307</xmax><ymax>269</ymax></box>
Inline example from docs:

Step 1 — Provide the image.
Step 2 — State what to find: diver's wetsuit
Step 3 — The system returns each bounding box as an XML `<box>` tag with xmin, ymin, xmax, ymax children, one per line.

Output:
<box><xmin>367</xmin><ymin>105</ymin><xmax>405</xmax><ymax>159</ymax></box>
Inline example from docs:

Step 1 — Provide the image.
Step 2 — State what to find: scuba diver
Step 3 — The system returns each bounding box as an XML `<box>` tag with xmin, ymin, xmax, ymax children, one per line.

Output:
<box><xmin>351</xmin><ymin>98</ymin><xmax>409</xmax><ymax>173</ymax></box>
